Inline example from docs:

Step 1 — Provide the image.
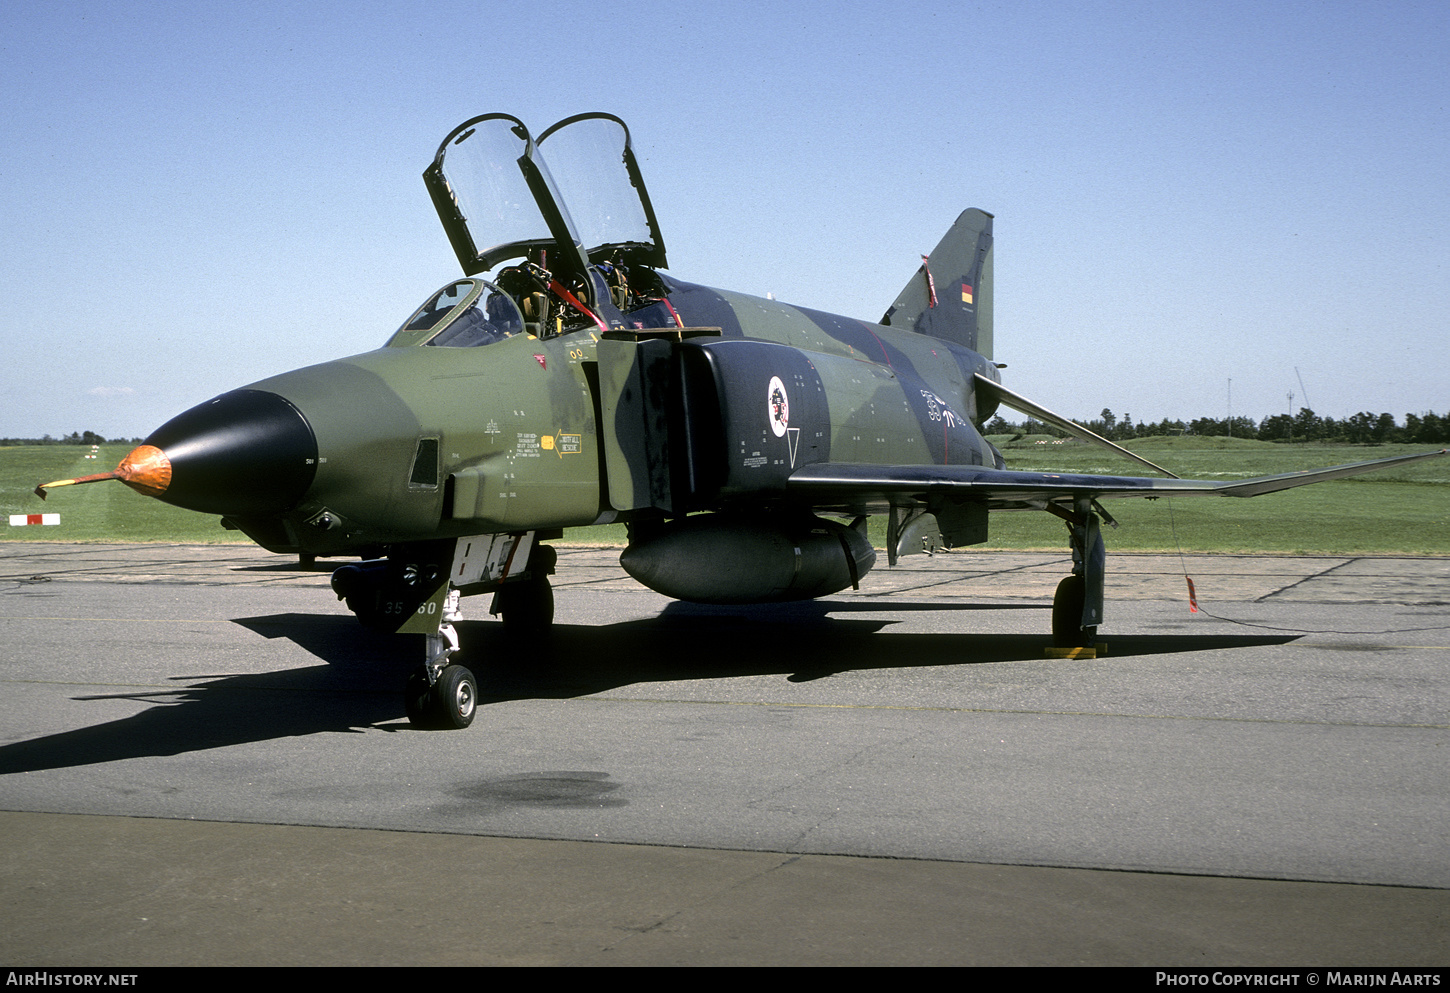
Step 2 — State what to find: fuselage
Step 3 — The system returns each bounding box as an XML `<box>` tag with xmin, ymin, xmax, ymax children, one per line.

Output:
<box><xmin>139</xmin><ymin>275</ymin><xmax>1002</xmax><ymax>557</ymax></box>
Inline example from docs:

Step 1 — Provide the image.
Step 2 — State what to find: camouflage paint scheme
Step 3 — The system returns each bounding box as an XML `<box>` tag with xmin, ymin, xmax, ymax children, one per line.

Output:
<box><xmin>38</xmin><ymin>113</ymin><xmax>1446</xmax><ymax>727</ymax></box>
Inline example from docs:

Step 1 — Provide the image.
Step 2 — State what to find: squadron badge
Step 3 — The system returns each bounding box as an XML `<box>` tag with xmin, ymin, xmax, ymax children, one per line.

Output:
<box><xmin>767</xmin><ymin>376</ymin><xmax>790</xmax><ymax>437</ymax></box>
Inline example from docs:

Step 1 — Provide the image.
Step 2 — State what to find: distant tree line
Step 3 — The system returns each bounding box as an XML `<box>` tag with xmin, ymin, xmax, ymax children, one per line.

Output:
<box><xmin>985</xmin><ymin>408</ymin><xmax>1450</xmax><ymax>445</ymax></box>
<box><xmin>0</xmin><ymin>431</ymin><xmax>144</xmax><ymax>447</ymax></box>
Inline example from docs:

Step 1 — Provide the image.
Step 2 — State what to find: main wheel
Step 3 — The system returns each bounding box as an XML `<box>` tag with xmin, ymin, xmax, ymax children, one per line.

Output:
<box><xmin>496</xmin><ymin>578</ymin><xmax>554</xmax><ymax>634</ymax></box>
<box><xmin>429</xmin><ymin>664</ymin><xmax>477</xmax><ymax>730</ymax></box>
<box><xmin>1052</xmin><ymin>574</ymin><xmax>1095</xmax><ymax>648</ymax></box>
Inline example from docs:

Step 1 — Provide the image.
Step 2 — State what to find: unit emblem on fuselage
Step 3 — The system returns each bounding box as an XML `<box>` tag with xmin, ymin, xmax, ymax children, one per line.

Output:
<box><xmin>768</xmin><ymin>376</ymin><xmax>790</xmax><ymax>438</ymax></box>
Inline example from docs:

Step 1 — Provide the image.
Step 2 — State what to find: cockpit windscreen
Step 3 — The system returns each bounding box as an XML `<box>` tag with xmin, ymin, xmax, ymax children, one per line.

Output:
<box><xmin>388</xmin><ymin>279</ymin><xmax>525</xmax><ymax>348</ymax></box>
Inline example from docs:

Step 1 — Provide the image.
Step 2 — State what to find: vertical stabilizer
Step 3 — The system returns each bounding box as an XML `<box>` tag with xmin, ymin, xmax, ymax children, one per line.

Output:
<box><xmin>881</xmin><ymin>208</ymin><xmax>993</xmax><ymax>359</ymax></box>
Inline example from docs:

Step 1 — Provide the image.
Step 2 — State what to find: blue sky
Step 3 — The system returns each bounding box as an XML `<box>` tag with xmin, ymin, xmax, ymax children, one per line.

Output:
<box><xmin>3</xmin><ymin>0</ymin><xmax>1446</xmax><ymax>438</ymax></box>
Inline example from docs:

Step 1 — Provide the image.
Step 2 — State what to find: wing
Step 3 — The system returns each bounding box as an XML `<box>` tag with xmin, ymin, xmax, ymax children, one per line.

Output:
<box><xmin>787</xmin><ymin>449</ymin><xmax>1449</xmax><ymax>515</ymax></box>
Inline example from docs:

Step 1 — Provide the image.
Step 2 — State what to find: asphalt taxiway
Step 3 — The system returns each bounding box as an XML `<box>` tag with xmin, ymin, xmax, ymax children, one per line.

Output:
<box><xmin>1</xmin><ymin>542</ymin><xmax>1447</xmax><ymax>965</ymax></box>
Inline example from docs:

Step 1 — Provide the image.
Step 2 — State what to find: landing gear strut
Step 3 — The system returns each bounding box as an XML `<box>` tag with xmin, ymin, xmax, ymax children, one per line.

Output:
<box><xmin>1050</xmin><ymin>496</ymin><xmax>1110</xmax><ymax>648</ymax></box>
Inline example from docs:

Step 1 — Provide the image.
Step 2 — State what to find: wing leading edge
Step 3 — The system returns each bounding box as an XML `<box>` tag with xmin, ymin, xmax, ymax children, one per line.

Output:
<box><xmin>787</xmin><ymin>449</ymin><xmax>1449</xmax><ymax>515</ymax></box>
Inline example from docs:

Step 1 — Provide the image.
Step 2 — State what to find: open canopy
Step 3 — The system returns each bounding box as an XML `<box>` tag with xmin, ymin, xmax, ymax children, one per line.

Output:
<box><xmin>424</xmin><ymin>113</ymin><xmax>667</xmax><ymax>284</ymax></box>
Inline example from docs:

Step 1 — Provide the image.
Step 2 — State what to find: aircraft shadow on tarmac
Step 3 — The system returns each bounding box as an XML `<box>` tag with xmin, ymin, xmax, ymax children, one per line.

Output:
<box><xmin>0</xmin><ymin>602</ymin><xmax>1298</xmax><ymax>774</ymax></box>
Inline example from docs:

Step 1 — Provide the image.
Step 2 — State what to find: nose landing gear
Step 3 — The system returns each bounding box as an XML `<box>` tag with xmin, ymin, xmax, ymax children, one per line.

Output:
<box><xmin>404</xmin><ymin>588</ymin><xmax>477</xmax><ymax>730</ymax></box>
<box><xmin>332</xmin><ymin>536</ymin><xmax>550</xmax><ymax>730</ymax></box>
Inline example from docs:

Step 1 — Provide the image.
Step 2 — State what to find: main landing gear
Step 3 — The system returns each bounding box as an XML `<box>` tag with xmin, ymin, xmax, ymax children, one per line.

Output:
<box><xmin>1048</xmin><ymin>496</ymin><xmax>1112</xmax><ymax>649</ymax></box>
<box><xmin>490</xmin><ymin>544</ymin><xmax>557</xmax><ymax>634</ymax></box>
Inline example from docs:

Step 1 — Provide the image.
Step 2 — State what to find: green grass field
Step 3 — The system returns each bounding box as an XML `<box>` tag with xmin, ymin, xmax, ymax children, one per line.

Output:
<box><xmin>979</xmin><ymin>436</ymin><xmax>1450</xmax><ymax>553</ymax></box>
<box><xmin>4</xmin><ymin>440</ymin><xmax>1447</xmax><ymax>554</ymax></box>
<box><xmin>1</xmin><ymin>445</ymin><xmax>242</xmax><ymax>544</ymax></box>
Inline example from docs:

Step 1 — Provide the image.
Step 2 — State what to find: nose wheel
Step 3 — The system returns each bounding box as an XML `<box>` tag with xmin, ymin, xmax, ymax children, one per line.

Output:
<box><xmin>404</xmin><ymin>587</ymin><xmax>477</xmax><ymax>729</ymax></box>
<box><xmin>406</xmin><ymin>663</ymin><xmax>477</xmax><ymax>729</ymax></box>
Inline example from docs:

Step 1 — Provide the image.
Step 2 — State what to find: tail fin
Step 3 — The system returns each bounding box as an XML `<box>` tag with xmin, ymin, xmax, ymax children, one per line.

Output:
<box><xmin>881</xmin><ymin>208</ymin><xmax>993</xmax><ymax>358</ymax></box>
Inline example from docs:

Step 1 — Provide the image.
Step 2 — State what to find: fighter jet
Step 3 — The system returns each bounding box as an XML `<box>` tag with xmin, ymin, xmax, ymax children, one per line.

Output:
<box><xmin>38</xmin><ymin>112</ymin><xmax>1447</xmax><ymax>729</ymax></box>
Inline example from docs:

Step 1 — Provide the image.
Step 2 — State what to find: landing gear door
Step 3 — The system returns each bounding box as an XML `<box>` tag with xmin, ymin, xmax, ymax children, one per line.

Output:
<box><xmin>538</xmin><ymin>113</ymin><xmax>668</xmax><ymax>269</ymax></box>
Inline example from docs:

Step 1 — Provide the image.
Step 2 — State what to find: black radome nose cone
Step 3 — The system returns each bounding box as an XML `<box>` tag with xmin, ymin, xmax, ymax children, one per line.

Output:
<box><xmin>144</xmin><ymin>389</ymin><xmax>317</xmax><ymax>516</ymax></box>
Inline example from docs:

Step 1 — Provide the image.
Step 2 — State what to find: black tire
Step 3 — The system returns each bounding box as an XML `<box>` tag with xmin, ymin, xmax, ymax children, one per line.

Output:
<box><xmin>404</xmin><ymin>668</ymin><xmax>434</xmax><ymax>728</ymax></box>
<box><xmin>429</xmin><ymin>664</ymin><xmax>477</xmax><ymax>730</ymax></box>
<box><xmin>497</xmin><ymin>578</ymin><xmax>554</xmax><ymax>634</ymax></box>
<box><xmin>1052</xmin><ymin>575</ymin><xmax>1095</xmax><ymax>648</ymax></box>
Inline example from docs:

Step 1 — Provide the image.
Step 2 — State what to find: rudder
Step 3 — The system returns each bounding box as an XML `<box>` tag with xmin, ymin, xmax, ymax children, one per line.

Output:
<box><xmin>881</xmin><ymin>208</ymin><xmax>993</xmax><ymax>359</ymax></box>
